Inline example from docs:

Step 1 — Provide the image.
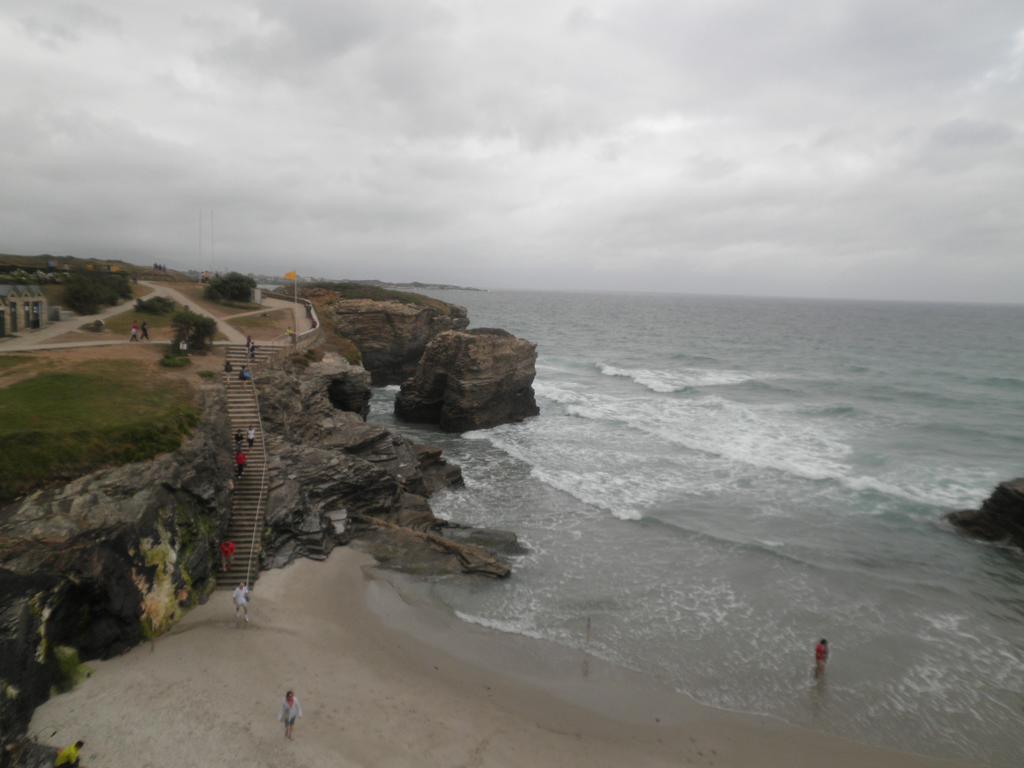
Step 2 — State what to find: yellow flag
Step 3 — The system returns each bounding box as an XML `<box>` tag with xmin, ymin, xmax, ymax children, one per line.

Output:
<box><xmin>282</xmin><ymin>271</ymin><xmax>297</xmax><ymax>281</ymax></box>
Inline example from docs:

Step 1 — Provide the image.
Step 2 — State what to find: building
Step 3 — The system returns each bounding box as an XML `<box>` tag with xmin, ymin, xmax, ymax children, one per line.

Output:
<box><xmin>0</xmin><ymin>284</ymin><xmax>47</xmax><ymax>337</ymax></box>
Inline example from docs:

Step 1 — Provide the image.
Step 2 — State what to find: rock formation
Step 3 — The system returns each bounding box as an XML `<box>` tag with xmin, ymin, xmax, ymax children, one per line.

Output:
<box><xmin>256</xmin><ymin>355</ymin><xmax>515</xmax><ymax>578</ymax></box>
<box><xmin>0</xmin><ymin>390</ymin><xmax>232</xmax><ymax>759</ymax></box>
<box><xmin>948</xmin><ymin>478</ymin><xmax>1024</xmax><ymax>549</ymax></box>
<box><xmin>395</xmin><ymin>328</ymin><xmax>540</xmax><ymax>432</ymax></box>
<box><xmin>313</xmin><ymin>296</ymin><xmax>468</xmax><ymax>387</ymax></box>
<box><xmin>321</xmin><ymin>297</ymin><xmax>469</xmax><ymax>385</ymax></box>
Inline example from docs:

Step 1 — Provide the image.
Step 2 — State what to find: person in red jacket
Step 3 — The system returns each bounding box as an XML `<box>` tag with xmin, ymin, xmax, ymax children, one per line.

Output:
<box><xmin>814</xmin><ymin>638</ymin><xmax>829</xmax><ymax>678</ymax></box>
<box><xmin>219</xmin><ymin>540</ymin><xmax>236</xmax><ymax>571</ymax></box>
<box><xmin>234</xmin><ymin>450</ymin><xmax>247</xmax><ymax>479</ymax></box>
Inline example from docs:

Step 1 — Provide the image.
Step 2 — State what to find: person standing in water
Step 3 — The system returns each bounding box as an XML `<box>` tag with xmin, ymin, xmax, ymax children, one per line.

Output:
<box><xmin>279</xmin><ymin>690</ymin><xmax>302</xmax><ymax>740</ymax></box>
<box><xmin>814</xmin><ymin>638</ymin><xmax>829</xmax><ymax>677</ymax></box>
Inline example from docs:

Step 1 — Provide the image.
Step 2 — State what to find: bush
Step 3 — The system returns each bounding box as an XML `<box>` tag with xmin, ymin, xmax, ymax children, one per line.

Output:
<box><xmin>197</xmin><ymin>370</ymin><xmax>217</xmax><ymax>381</ymax></box>
<box><xmin>63</xmin><ymin>272</ymin><xmax>132</xmax><ymax>314</ymax></box>
<box><xmin>160</xmin><ymin>355</ymin><xmax>191</xmax><ymax>368</ymax></box>
<box><xmin>135</xmin><ymin>296</ymin><xmax>176</xmax><ymax>314</ymax></box>
<box><xmin>171</xmin><ymin>309</ymin><xmax>217</xmax><ymax>351</ymax></box>
<box><xmin>205</xmin><ymin>272</ymin><xmax>256</xmax><ymax>303</ymax></box>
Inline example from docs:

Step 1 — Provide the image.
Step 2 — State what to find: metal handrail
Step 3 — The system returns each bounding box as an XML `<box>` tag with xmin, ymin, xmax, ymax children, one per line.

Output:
<box><xmin>242</xmin><ymin>358</ymin><xmax>273</xmax><ymax>588</ymax></box>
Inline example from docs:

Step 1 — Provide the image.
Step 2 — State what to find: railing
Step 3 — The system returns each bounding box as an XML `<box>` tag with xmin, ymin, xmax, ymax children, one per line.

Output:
<box><xmin>262</xmin><ymin>291</ymin><xmax>323</xmax><ymax>352</ymax></box>
<box><xmin>242</xmin><ymin>370</ymin><xmax>271</xmax><ymax>588</ymax></box>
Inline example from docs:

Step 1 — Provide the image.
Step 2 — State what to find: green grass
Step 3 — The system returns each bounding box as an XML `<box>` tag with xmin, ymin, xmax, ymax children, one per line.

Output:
<box><xmin>229</xmin><ymin>308</ymin><xmax>291</xmax><ymax>332</ymax></box>
<box><xmin>102</xmin><ymin>304</ymin><xmax>180</xmax><ymax>336</ymax></box>
<box><xmin>0</xmin><ymin>361</ymin><xmax>197</xmax><ymax>502</ymax></box>
<box><xmin>308</xmin><ymin>281</ymin><xmax>455</xmax><ymax>315</ymax></box>
<box><xmin>160</xmin><ymin>355</ymin><xmax>191</xmax><ymax>368</ymax></box>
<box><xmin>0</xmin><ymin>355</ymin><xmax>32</xmax><ymax>371</ymax></box>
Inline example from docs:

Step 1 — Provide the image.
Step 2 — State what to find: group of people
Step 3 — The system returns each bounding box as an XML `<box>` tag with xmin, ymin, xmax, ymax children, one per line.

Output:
<box><xmin>128</xmin><ymin>320</ymin><xmax>149</xmax><ymax>342</ymax></box>
<box><xmin>228</xmin><ymin>582</ymin><xmax>303</xmax><ymax>739</ymax></box>
<box><xmin>233</xmin><ymin>425</ymin><xmax>257</xmax><ymax>479</ymax></box>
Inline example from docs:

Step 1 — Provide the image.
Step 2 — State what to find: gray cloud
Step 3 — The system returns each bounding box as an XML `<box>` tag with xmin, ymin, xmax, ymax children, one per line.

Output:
<box><xmin>1</xmin><ymin>0</ymin><xmax>1022</xmax><ymax>301</ymax></box>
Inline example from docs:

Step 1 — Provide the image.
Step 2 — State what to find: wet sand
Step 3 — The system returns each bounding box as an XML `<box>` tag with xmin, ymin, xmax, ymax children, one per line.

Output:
<box><xmin>30</xmin><ymin>549</ymin><xmax>973</xmax><ymax>767</ymax></box>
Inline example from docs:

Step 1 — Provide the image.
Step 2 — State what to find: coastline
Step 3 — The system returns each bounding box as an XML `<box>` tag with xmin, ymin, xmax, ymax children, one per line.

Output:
<box><xmin>29</xmin><ymin>548</ymin><xmax>974</xmax><ymax>767</ymax></box>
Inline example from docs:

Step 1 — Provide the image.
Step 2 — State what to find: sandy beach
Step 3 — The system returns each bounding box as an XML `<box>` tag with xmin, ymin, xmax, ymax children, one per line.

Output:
<box><xmin>29</xmin><ymin>548</ymin><xmax>973</xmax><ymax>768</ymax></box>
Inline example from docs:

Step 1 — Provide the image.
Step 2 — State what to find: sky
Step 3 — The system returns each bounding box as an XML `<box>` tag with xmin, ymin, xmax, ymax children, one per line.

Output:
<box><xmin>1</xmin><ymin>1</ymin><xmax>1022</xmax><ymax>302</ymax></box>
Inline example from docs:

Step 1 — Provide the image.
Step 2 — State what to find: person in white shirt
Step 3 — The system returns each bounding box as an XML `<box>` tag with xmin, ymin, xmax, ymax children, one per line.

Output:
<box><xmin>279</xmin><ymin>690</ymin><xmax>302</xmax><ymax>740</ymax></box>
<box><xmin>247</xmin><ymin>425</ymin><xmax>256</xmax><ymax>449</ymax></box>
<box><xmin>232</xmin><ymin>582</ymin><xmax>250</xmax><ymax>625</ymax></box>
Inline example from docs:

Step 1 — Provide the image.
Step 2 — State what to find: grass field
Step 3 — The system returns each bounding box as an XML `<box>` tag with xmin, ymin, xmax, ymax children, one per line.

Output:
<box><xmin>102</xmin><ymin>303</ymin><xmax>180</xmax><ymax>340</ymax></box>
<box><xmin>0</xmin><ymin>359</ymin><xmax>197</xmax><ymax>502</ymax></box>
<box><xmin>307</xmin><ymin>282</ymin><xmax>455</xmax><ymax>315</ymax></box>
<box><xmin>169</xmin><ymin>283</ymin><xmax>261</xmax><ymax>317</ymax></box>
<box><xmin>228</xmin><ymin>308</ymin><xmax>292</xmax><ymax>340</ymax></box>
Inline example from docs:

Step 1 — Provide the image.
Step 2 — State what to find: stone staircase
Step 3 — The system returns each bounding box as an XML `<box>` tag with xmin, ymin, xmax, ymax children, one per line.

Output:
<box><xmin>217</xmin><ymin>343</ymin><xmax>279</xmax><ymax>589</ymax></box>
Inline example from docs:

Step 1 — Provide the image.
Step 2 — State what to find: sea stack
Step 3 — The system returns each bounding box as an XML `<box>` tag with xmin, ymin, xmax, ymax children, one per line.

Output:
<box><xmin>947</xmin><ymin>478</ymin><xmax>1024</xmax><ymax>550</ymax></box>
<box><xmin>395</xmin><ymin>328</ymin><xmax>539</xmax><ymax>432</ymax></box>
<box><xmin>321</xmin><ymin>297</ymin><xmax>469</xmax><ymax>385</ymax></box>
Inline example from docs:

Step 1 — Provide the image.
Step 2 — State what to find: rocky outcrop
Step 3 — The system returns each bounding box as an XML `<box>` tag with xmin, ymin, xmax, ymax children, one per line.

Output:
<box><xmin>395</xmin><ymin>328</ymin><xmax>539</xmax><ymax>432</ymax></box>
<box><xmin>948</xmin><ymin>478</ymin><xmax>1024</xmax><ymax>549</ymax></box>
<box><xmin>0</xmin><ymin>390</ymin><xmax>233</xmax><ymax>759</ymax></box>
<box><xmin>322</xmin><ymin>298</ymin><xmax>469</xmax><ymax>385</ymax></box>
<box><xmin>255</xmin><ymin>357</ymin><xmax>520</xmax><ymax>578</ymax></box>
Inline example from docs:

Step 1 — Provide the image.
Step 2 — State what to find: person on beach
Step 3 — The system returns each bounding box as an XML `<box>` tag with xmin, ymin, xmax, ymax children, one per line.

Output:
<box><xmin>140</xmin><ymin>320</ymin><xmax>150</xmax><ymax>341</ymax></box>
<box><xmin>232</xmin><ymin>582</ymin><xmax>250</xmax><ymax>624</ymax></box>
<box><xmin>234</xmin><ymin>450</ymin><xmax>247</xmax><ymax>479</ymax></box>
<box><xmin>220</xmin><ymin>540</ymin><xmax>236</xmax><ymax>571</ymax></box>
<box><xmin>279</xmin><ymin>690</ymin><xmax>302</xmax><ymax>739</ymax></box>
<box><xmin>54</xmin><ymin>740</ymin><xmax>84</xmax><ymax>767</ymax></box>
<box><xmin>815</xmin><ymin>638</ymin><xmax>829</xmax><ymax>677</ymax></box>
<box><xmin>129</xmin><ymin>321</ymin><xmax>139</xmax><ymax>342</ymax></box>
<box><xmin>247</xmin><ymin>424</ymin><xmax>256</xmax><ymax>449</ymax></box>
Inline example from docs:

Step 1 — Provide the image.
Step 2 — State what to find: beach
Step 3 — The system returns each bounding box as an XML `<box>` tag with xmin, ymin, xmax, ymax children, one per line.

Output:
<box><xmin>29</xmin><ymin>548</ymin><xmax>972</xmax><ymax>767</ymax></box>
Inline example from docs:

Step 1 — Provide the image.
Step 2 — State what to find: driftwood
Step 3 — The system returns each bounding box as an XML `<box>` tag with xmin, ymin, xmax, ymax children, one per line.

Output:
<box><xmin>350</xmin><ymin>514</ymin><xmax>510</xmax><ymax>578</ymax></box>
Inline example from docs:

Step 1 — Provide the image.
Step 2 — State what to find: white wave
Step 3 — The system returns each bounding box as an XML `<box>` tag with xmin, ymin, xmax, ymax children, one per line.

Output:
<box><xmin>597</xmin><ymin>363</ymin><xmax>756</xmax><ymax>393</ymax></box>
<box><xmin>454</xmin><ymin>610</ymin><xmax>547</xmax><ymax>641</ymax></box>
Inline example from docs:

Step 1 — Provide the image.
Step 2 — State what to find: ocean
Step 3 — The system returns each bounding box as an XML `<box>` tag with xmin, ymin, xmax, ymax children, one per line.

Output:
<box><xmin>366</xmin><ymin>290</ymin><xmax>1024</xmax><ymax>766</ymax></box>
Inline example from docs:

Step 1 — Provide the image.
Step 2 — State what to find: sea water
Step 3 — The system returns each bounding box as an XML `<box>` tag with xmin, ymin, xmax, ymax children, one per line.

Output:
<box><xmin>367</xmin><ymin>291</ymin><xmax>1024</xmax><ymax>766</ymax></box>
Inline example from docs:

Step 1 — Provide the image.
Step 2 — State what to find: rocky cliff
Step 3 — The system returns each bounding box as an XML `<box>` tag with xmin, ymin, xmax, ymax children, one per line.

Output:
<box><xmin>256</xmin><ymin>354</ymin><xmax>519</xmax><ymax>576</ymax></box>
<box><xmin>948</xmin><ymin>478</ymin><xmax>1024</xmax><ymax>550</ymax></box>
<box><xmin>320</xmin><ymin>297</ymin><xmax>469</xmax><ymax>385</ymax></box>
<box><xmin>395</xmin><ymin>328</ymin><xmax>540</xmax><ymax>432</ymax></box>
<box><xmin>0</xmin><ymin>389</ymin><xmax>232</xmax><ymax>760</ymax></box>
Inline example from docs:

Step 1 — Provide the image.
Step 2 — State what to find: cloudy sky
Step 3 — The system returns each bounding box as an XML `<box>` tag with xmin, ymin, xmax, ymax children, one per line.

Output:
<box><xmin>1</xmin><ymin>1</ymin><xmax>1022</xmax><ymax>301</ymax></box>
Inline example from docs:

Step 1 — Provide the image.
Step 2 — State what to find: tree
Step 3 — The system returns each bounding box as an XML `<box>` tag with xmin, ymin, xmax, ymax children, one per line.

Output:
<box><xmin>171</xmin><ymin>309</ymin><xmax>217</xmax><ymax>351</ymax></box>
<box><xmin>205</xmin><ymin>272</ymin><xmax>256</xmax><ymax>303</ymax></box>
<box><xmin>63</xmin><ymin>272</ymin><xmax>132</xmax><ymax>314</ymax></box>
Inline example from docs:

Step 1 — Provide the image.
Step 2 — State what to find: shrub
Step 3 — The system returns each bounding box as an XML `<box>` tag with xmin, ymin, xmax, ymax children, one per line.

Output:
<box><xmin>63</xmin><ymin>272</ymin><xmax>132</xmax><ymax>314</ymax></box>
<box><xmin>160</xmin><ymin>355</ymin><xmax>191</xmax><ymax>368</ymax></box>
<box><xmin>135</xmin><ymin>296</ymin><xmax>176</xmax><ymax>314</ymax></box>
<box><xmin>170</xmin><ymin>309</ymin><xmax>217</xmax><ymax>351</ymax></box>
<box><xmin>205</xmin><ymin>272</ymin><xmax>256</xmax><ymax>303</ymax></box>
<box><xmin>197</xmin><ymin>370</ymin><xmax>217</xmax><ymax>381</ymax></box>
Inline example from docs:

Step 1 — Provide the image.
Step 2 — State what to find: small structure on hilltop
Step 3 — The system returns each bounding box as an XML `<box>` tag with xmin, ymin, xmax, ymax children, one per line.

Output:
<box><xmin>0</xmin><ymin>284</ymin><xmax>47</xmax><ymax>337</ymax></box>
